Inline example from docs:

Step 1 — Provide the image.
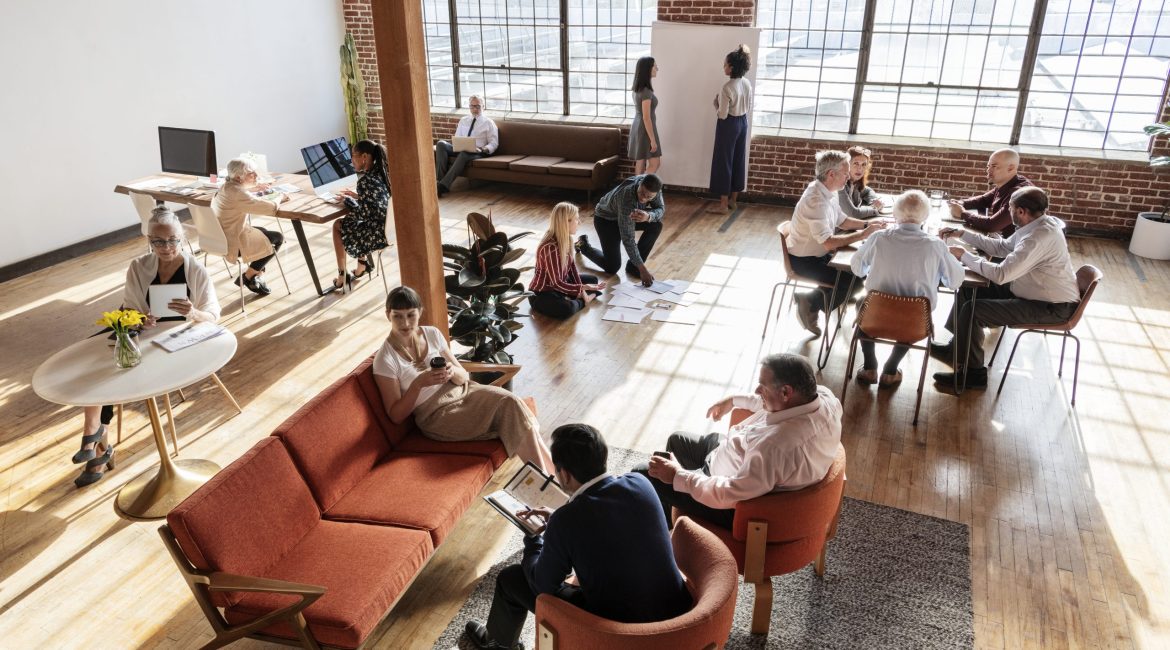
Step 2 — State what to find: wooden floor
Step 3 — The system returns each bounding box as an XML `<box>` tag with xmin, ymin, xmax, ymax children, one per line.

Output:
<box><xmin>1</xmin><ymin>184</ymin><xmax>1168</xmax><ymax>649</ymax></box>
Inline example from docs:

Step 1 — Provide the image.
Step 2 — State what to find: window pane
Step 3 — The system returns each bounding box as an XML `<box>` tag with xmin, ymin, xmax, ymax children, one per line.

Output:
<box><xmin>565</xmin><ymin>0</ymin><xmax>653</xmax><ymax>118</ymax></box>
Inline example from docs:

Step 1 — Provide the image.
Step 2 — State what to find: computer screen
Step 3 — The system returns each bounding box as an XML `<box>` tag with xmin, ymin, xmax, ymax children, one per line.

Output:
<box><xmin>300</xmin><ymin>137</ymin><xmax>355</xmax><ymax>188</ymax></box>
<box><xmin>158</xmin><ymin>127</ymin><xmax>217</xmax><ymax>176</ymax></box>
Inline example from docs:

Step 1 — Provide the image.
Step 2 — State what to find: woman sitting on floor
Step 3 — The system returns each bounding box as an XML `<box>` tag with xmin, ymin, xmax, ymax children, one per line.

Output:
<box><xmin>330</xmin><ymin>139</ymin><xmax>391</xmax><ymax>292</ymax></box>
<box><xmin>72</xmin><ymin>206</ymin><xmax>221</xmax><ymax>487</ymax></box>
<box><xmin>839</xmin><ymin>145</ymin><xmax>884</xmax><ymax>220</ymax></box>
<box><xmin>373</xmin><ymin>286</ymin><xmax>554</xmax><ymax>473</ymax></box>
<box><xmin>529</xmin><ymin>202</ymin><xmax>607</xmax><ymax>319</ymax></box>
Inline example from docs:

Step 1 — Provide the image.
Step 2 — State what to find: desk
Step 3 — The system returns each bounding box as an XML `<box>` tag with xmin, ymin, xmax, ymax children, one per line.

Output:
<box><xmin>115</xmin><ymin>173</ymin><xmax>348</xmax><ymax>296</ymax></box>
<box><xmin>32</xmin><ymin>323</ymin><xmax>237</xmax><ymax>520</ymax></box>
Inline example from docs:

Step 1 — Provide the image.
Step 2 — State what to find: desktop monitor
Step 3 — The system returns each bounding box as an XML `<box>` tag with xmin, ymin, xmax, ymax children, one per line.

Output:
<box><xmin>158</xmin><ymin>127</ymin><xmax>217</xmax><ymax>176</ymax></box>
<box><xmin>300</xmin><ymin>136</ymin><xmax>356</xmax><ymax>195</ymax></box>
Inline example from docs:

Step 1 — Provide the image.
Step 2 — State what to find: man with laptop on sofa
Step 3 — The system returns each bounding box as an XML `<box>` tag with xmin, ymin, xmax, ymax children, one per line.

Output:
<box><xmin>435</xmin><ymin>94</ymin><xmax>500</xmax><ymax>196</ymax></box>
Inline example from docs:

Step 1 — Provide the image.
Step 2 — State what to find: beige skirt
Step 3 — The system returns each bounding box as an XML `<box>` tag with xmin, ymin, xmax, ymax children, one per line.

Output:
<box><xmin>414</xmin><ymin>382</ymin><xmax>553</xmax><ymax>472</ymax></box>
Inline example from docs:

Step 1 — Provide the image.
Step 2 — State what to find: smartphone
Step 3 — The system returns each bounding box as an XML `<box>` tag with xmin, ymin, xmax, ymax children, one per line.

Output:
<box><xmin>652</xmin><ymin>451</ymin><xmax>671</xmax><ymax>459</ymax></box>
<box><xmin>429</xmin><ymin>356</ymin><xmax>447</xmax><ymax>369</ymax></box>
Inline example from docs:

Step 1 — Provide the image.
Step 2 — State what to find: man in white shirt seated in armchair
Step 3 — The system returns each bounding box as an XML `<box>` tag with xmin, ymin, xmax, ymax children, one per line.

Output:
<box><xmin>932</xmin><ymin>185</ymin><xmax>1080</xmax><ymax>390</ymax></box>
<box><xmin>435</xmin><ymin>94</ymin><xmax>500</xmax><ymax>196</ymax></box>
<box><xmin>635</xmin><ymin>353</ymin><xmax>842</xmax><ymax>529</ymax></box>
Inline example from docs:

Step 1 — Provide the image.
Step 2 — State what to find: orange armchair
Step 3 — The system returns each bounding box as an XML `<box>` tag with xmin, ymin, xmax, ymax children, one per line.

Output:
<box><xmin>684</xmin><ymin>409</ymin><xmax>847</xmax><ymax>635</ymax></box>
<box><xmin>532</xmin><ymin>516</ymin><xmax>738</xmax><ymax>650</ymax></box>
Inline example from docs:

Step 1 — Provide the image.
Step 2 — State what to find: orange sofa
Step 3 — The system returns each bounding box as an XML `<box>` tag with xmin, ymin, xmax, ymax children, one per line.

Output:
<box><xmin>160</xmin><ymin>357</ymin><xmax>507</xmax><ymax>649</ymax></box>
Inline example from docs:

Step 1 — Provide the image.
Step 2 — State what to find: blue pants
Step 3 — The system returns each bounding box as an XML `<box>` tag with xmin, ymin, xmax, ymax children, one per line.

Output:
<box><xmin>710</xmin><ymin>114</ymin><xmax>748</xmax><ymax>195</ymax></box>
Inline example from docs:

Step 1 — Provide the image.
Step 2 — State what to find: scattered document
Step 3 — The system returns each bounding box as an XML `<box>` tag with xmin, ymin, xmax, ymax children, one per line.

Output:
<box><xmin>153</xmin><ymin>322</ymin><xmax>226</xmax><ymax>352</ymax></box>
<box><xmin>602</xmin><ymin>307</ymin><xmax>651</xmax><ymax>324</ymax></box>
<box><xmin>657</xmin><ymin>291</ymin><xmax>699</xmax><ymax>307</ymax></box>
<box><xmin>644</xmin><ymin>280</ymin><xmax>676</xmax><ymax>294</ymax></box>
<box><xmin>273</xmin><ymin>183</ymin><xmax>301</xmax><ymax>193</ymax></box>
<box><xmin>652</xmin><ymin>309</ymin><xmax>699</xmax><ymax>325</ymax></box>
<box><xmin>607</xmin><ymin>293</ymin><xmax>648</xmax><ymax>309</ymax></box>
<box><xmin>611</xmin><ymin>283</ymin><xmax>661</xmax><ymax>303</ymax></box>
<box><xmin>148</xmin><ymin>284</ymin><xmax>188</xmax><ymax>318</ymax></box>
<box><xmin>127</xmin><ymin>178</ymin><xmax>176</xmax><ymax>190</ymax></box>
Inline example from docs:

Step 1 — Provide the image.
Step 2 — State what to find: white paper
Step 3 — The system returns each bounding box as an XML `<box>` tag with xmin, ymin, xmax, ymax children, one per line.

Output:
<box><xmin>153</xmin><ymin>322</ymin><xmax>226</xmax><ymax>352</ymax></box>
<box><xmin>657</xmin><ymin>291</ymin><xmax>699</xmax><ymax>306</ymax></box>
<box><xmin>273</xmin><ymin>183</ymin><xmax>301</xmax><ymax>193</ymax></box>
<box><xmin>611</xmin><ymin>284</ymin><xmax>661</xmax><ymax>303</ymax></box>
<box><xmin>148</xmin><ymin>284</ymin><xmax>188</xmax><ymax>318</ymax></box>
<box><xmin>651</xmin><ymin>309</ymin><xmax>699</xmax><ymax>325</ymax></box>
<box><xmin>644</xmin><ymin>280</ymin><xmax>676</xmax><ymax>294</ymax></box>
<box><xmin>607</xmin><ymin>293</ymin><xmax>648</xmax><ymax>309</ymax></box>
<box><xmin>602</xmin><ymin>307</ymin><xmax>651</xmax><ymax>324</ymax></box>
<box><xmin>127</xmin><ymin>178</ymin><xmax>176</xmax><ymax>190</ymax></box>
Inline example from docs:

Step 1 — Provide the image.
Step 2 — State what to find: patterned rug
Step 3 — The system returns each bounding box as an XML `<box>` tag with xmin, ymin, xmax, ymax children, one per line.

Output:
<box><xmin>433</xmin><ymin>447</ymin><xmax>973</xmax><ymax>649</ymax></box>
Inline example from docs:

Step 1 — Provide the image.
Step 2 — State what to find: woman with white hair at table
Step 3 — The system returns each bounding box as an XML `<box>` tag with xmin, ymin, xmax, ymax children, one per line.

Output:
<box><xmin>849</xmin><ymin>190</ymin><xmax>965</xmax><ymax>388</ymax></box>
<box><xmin>211</xmin><ymin>158</ymin><xmax>288</xmax><ymax>297</ymax></box>
<box><xmin>70</xmin><ymin>206</ymin><xmax>221</xmax><ymax>487</ymax></box>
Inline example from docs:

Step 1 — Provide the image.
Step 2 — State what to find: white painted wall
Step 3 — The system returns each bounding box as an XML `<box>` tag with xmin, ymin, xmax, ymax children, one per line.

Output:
<box><xmin>0</xmin><ymin>0</ymin><xmax>348</xmax><ymax>267</ymax></box>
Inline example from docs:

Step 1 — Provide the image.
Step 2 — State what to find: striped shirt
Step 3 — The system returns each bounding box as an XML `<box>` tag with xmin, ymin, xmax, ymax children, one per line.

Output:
<box><xmin>530</xmin><ymin>238</ymin><xmax>583</xmax><ymax>296</ymax></box>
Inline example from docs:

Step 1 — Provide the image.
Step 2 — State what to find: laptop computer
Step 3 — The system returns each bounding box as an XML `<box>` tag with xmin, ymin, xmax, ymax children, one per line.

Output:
<box><xmin>452</xmin><ymin>136</ymin><xmax>480</xmax><ymax>153</ymax></box>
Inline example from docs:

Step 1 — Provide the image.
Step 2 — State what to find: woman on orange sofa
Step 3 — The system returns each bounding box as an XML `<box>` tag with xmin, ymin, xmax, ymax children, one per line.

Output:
<box><xmin>372</xmin><ymin>286</ymin><xmax>554</xmax><ymax>473</ymax></box>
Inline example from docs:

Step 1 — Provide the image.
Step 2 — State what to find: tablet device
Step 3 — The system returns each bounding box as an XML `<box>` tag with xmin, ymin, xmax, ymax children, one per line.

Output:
<box><xmin>452</xmin><ymin>136</ymin><xmax>479</xmax><ymax>153</ymax></box>
<box><xmin>149</xmin><ymin>284</ymin><xmax>188</xmax><ymax>319</ymax></box>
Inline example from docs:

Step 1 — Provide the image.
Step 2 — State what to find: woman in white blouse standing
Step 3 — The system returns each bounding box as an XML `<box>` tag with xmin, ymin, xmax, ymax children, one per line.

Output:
<box><xmin>708</xmin><ymin>45</ymin><xmax>753</xmax><ymax>214</ymax></box>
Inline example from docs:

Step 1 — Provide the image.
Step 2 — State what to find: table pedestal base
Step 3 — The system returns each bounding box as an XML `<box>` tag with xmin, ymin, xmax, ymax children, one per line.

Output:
<box><xmin>115</xmin><ymin>458</ymin><xmax>221</xmax><ymax>521</ymax></box>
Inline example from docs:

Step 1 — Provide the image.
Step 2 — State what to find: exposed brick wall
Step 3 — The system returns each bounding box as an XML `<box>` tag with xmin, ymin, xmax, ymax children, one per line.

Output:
<box><xmin>345</xmin><ymin>0</ymin><xmax>1170</xmax><ymax>236</ymax></box>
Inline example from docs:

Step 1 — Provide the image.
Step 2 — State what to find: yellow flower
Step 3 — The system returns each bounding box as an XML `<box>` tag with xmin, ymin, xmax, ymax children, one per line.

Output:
<box><xmin>96</xmin><ymin>311</ymin><xmax>120</xmax><ymax>328</ymax></box>
<box><xmin>120</xmin><ymin>310</ymin><xmax>144</xmax><ymax>328</ymax></box>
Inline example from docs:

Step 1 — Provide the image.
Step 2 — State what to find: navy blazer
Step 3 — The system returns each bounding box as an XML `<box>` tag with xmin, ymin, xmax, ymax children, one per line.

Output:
<box><xmin>521</xmin><ymin>472</ymin><xmax>693</xmax><ymax>623</ymax></box>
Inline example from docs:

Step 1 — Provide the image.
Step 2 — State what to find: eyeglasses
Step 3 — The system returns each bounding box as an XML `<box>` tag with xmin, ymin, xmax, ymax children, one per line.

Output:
<box><xmin>149</xmin><ymin>238</ymin><xmax>182</xmax><ymax>248</ymax></box>
<box><xmin>469</xmin><ymin>103</ymin><xmax>482</xmax><ymax>108</ymax></box>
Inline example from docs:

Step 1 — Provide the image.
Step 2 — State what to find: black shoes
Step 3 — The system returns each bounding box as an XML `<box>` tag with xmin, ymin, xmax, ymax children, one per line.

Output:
<box><xmin>928</xmin><ymin>342</ymin><xmax>954</xmax><ymax>366</ymax></box>
<box><xmin>932</xmin><ymin>367</ymin><xmax>989</xmax><ymax>390</ymax></box>
<box><xmin>237</xmin><ymin>274</ymin><xmax>272</xmax><ymax>296</ymax></box>
<box><xmin>464</xmin><ymin>621</ymin><xmax>523</xmax><ymax>650</ymax></box>
<box><xmin>574</xmin><ymin>234</ymin><xmax>588</xmax><ymax>252</ymax></box>
<box><xmin>625</xmin><ymin>262</ymin><xmax>641</xmax><ymax>277</ymax></box>
<box><xmin>437</xmin><ymin>183</ymin><xmax>449</xmax><ymax>197</ymax></box>
<box><xmin>74</xmin><ymin>444</ymin><xmax>115</xmax><ymax>488</ymax></box>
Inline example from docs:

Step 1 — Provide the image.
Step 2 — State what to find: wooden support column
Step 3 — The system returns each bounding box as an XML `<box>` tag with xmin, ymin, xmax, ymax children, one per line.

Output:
<box><xmin>371</xmin><ymin>0</ymin><xmax>449</xmax><ymax>337</ymax></box>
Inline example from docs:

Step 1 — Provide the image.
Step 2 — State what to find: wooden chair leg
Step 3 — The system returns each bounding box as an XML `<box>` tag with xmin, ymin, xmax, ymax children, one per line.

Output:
<box><xmin>163</xmin><ymin>393</ymin><xmax>179</xmax><ymax>457</ymax></box>
<box><xmin>209</xmin><ymin>373</ymin><xmax>243</xmax><ymax>413</ymax></box>
<box><xmin>750</xmin><ymin>579</ymin><xmax>773</xmax><ymax>635</ymax></box>
<box><xmin>116</xmin><ymin>404</ymin><xmax>123</xmax><ymax>445</ymax></box>
<box><xmin>176</xmin><ymin>387</ymin><xmax>186</xmax><ymax>402</ymax></box>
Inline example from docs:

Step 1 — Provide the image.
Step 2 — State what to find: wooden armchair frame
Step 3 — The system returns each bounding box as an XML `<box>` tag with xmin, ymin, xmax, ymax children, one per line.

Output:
<box><xmin>158</xmin><ymin>524</ymin><xmax>326</xmax><ymax>650</ymax></box>
<box><xmin>462</xmin><ymin>361</ymin><xmax>522</xmax><ymax>387</ymax></box>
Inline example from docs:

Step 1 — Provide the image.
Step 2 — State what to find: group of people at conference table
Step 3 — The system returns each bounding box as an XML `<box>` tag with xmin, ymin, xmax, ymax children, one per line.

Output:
<box><xmin>67</xmin><ymin>98</ymin><xmax>1078</xmax><ymax>646</ymax></box>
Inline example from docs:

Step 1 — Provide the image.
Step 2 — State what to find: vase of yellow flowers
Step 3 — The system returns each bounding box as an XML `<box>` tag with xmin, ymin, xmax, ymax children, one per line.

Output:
<box><xmin>99</xmin><ymin>309</ymin><xmax>146</xmax><ymax>369</ymax></box>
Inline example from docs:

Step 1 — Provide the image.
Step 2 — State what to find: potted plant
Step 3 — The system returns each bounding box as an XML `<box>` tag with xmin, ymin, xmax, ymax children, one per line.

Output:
<box><xmin>340</xmin><ymin>33</ymin><xmax>369</xmax><ymax>147</ymax></box>
<box><xmin>442</xmin><ymin>212</ymin><xmax>533</xmax><ymax>372</ymax></box>
<box><xmin>1133</xmin><ymin>120</ymin><xmax>1170</xmax><ymax>259</ymax></box>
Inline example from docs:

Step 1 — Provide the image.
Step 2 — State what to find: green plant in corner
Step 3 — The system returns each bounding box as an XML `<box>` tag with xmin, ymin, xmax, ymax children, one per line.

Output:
<box><xmin>340</xmin><ymin>33</ymin><xmax>369</xmax><ymax>147</ymax></box>
<box><xmin>1143</xmin><ymin>117</ymin><xmax>1170</xmax><ymax>221</ymax></box>
<box><xmin>443</xmin><ymin>212</ymin><xmax>533</xmax><ymax>364</ymax></box>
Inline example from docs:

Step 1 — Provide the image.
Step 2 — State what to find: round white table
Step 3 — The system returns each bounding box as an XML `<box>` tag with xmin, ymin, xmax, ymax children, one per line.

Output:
<box><xmin>32</xmin><ymin>323</ymin><xmax>236</xmax><ymax>520</ymax></box>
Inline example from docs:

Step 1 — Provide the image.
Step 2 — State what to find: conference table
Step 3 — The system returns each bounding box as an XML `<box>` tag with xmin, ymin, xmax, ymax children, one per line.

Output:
<box><xmin>32</xmin><ymin>323</ymin><xmax>237</xmax><ymax>520</ymax></box>
<box><xmin>114</xmin><ymin>172</ymin><xmax>348</xmax><ymax>296</ymax></box>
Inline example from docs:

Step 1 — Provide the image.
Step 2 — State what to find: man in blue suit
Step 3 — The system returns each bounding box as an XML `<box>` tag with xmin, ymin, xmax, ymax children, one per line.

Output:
<box><xmin>465</xmin><ymin>423</ymin><xmax>693</xmax><ymax>650</ymax></box>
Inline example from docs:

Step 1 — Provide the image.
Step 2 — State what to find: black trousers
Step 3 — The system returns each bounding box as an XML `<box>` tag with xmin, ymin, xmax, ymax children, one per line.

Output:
<box><xmin>528</xmin><ymin>274</ymin><xmax>599</xmax><ymax>319</ymax></box>
<box><xmin>631</xmin><ymin>432</ymin><xmax>736</xmax><ymax>530</ymax></box>
<box><xmin>787</xmin><ymin>252</ymin><xmax>862</xmax><ymax>313</ymax></box>
<box><xmin>435</xmin><ymin>141</ymin><xmax>485</xmax><ymax>189</ymax></box>
<box><xmin>946</xmin><ymin>283</ymin><xmax>1077</xmax><ymax>370</ymax></box>
<box><xmin>484</xmin><ymin>564</ymin><xmax>585</xmax><ymax>646</ymax></box>
<box><xmin>248</xmin><ymin>228</ymin><xmax>284</xmax><ymax>273</ymax></box>
<box><xmin>580</xmin><ymin>217</ymin><xmax>662</xmax><ymax>274</ymax></box>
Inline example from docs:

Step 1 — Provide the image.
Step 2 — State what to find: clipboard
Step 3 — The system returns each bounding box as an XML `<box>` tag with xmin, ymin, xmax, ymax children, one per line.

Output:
<box><xmin>483</xmin><ymin>461</ymin><xmax>569</xmax><ymax>535</ymax></box>
<box><xmin>148</xmin><ymin>284</ymin><xmax>188</xmax><ymax>318</ymax></box>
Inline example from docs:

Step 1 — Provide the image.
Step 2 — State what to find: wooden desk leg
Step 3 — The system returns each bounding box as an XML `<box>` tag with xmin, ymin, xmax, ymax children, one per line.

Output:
<box><xmin>290</xmin><ymin>220</ymin><xmax>327</xmax><ymax>296</ymax></box>
<box><xmin>163</xmin><ymin>393</ymin><xmax>179</xmax><ymax>458</ymax></box>
<box><xmin>114</xmin><ymin>396</ymin><xmax>221</xmax><ymax>521</ymax></box>
<box><xmin>209</xmin><ymin>372</ymin><xmax>243</xmax><ymax>414</ymax></box>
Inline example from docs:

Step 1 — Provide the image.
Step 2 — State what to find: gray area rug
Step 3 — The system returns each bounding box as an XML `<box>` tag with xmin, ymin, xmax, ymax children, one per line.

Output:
<box><xmin>433</xmin><ymin>447</ymin><xmax>973</xmax><ymax>649</ymax></box>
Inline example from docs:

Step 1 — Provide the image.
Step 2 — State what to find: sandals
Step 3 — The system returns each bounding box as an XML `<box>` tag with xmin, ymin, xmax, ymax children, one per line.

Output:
<box><xmin>328</xmin><ymin>270</ymin><xmax>356</xmax><ymax>294</ymax></box>
<box><xmin>74</xmin><ymin>444</ymin><xmax>116</xmax><ymax>488</ymax></box>
<box><xmin>353</xmin><ymin>256</ymin><xmax>375</xmax><ymax>280</ymax></box>
<box><xmin>71</xmin><ymin>425</ymin><xmax>107</xmax><ymax>464</ymax></box>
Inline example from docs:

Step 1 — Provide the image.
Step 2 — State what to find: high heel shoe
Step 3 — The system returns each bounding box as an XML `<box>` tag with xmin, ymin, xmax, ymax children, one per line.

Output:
<box><xmin>71</xmin><ymin>424</ymin><xmax>107</xmax><ymax>464</ymax></box>
<box><xmin>328</xmin><ymin>271</ymin><xmax>355</xmax><ymax>294</ymax></box>
<box><xmin>352</xmin><ymin>256</ymin><xmax>374</xmax><ymax>280</ymax></box>
<box><xmin>74</xmin><ymin>444</ymin><xmax>115</xmax><ymax>488</ymax></box>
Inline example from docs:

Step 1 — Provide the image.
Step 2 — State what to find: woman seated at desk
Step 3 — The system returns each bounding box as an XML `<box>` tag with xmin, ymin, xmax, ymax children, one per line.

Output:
<box><xmin>839</xmin><ymin>145</ymin><xmax>884</xmax><ymax>220</ymax></box>
<box><xmin>849</xmin><ymin>190</ymin><xmax>964</xmax><ymax>387</ymax></box>
<box><xmin>330</xmin><ymin>139</ymin><xmax>391</xmax><ymax>292</ymax></box>
<box><xmin>213</xmin><ymin>158</ymin><xmax>288</xmax><ymax>297</ymax></box>
<box><xmin>529</xmin><ymin>202</ymin><xmax>607</xmax><ymax>319</ymax></box>
<box><xmin>72</xmin><ymin>206</ymin><xmax>221</xmax><ymax>487</ymax></box>
<box><xmin>373</xmin><ymin>286</ymin><xmax>554</xmax><ymax>473</ymax></box>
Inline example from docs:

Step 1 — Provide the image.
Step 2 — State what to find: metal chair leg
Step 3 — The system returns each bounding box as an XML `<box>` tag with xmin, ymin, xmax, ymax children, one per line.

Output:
<box><xmin>913</xmin><ymin>337</ymin><xmax>930</xmax><ymax>427</ymax></box>
<box><xmin>995</xmin><ymin>330</ymin><xmax>1028</xmax><ymax>397</ymax></box>
<box><xmin>209</xmin><ymin>372</ymin><xmax>243</xmax><ymax>413</ymax></box>
<box><xmin>237</xmin><ymin>261</ymin><xmax>247</xmax><ymax>315</ymax></box>
<box><xmin>840</xmin><ymin>327</ymin><xmax>861</xmax><ymax>408</ymax></box>
<box><xmin>1070</xmin><ymin>334</ymin><xmax>1082</xmax><ymax>406</ymax></box>
<box><xmin>761</xmin><ymin>282</ymin><xmax>783</xmax><ymax>341</ymax></box>
<box><xmin>273</xmin><ymin>247</ymin><xmax>291</xmax><ymax>296</ymax></box>
<box><xmin>988</xmin><ymin>327</ymin><xmax>1006</xmax><ymax>367</ymax></box>
<box><xmin>378</xmin><ymin>248</ymin><xmax>390</xmax><ymax>295</ymax></box>
<box><xmin>1058</xmin><ymin>332</ymin><xmax>1069</xmax><ymax>378</ymax></box>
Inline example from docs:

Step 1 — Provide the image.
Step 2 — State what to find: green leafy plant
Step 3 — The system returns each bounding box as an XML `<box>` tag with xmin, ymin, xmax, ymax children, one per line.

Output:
<box><xmin>443</xmin><ymin>212</ymin><xmax>533</xmax><ymax>363</ymax></box>
<box><xmin>1143</xmin><ymin>119</ymin><xmax>1170</xmax><ymax>221</ymax></box>
<box><xmin>340</xmin><ymin>33</ymin><xmax>369</xmax><ymax>147</ymax></box>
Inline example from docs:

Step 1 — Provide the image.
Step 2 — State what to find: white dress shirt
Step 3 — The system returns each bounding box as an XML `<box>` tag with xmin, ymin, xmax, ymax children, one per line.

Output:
<box><xmin>672</xmin><ymin>386</ymin><xmax>843</xmax><ymax>510</ymax></box>
<box><xmin>787</xmin><ymin>180</ymin><xmax>849</xmax><ymax>258</ymax></box>
<box><xmin>959</xmin><ymin>215</ymin><xmax>1080</xmax><ymax>303</ymax></box>
<box><xmin>850</xmin><ymin>223</ymin><xmax>966</xmax><ymax>309</ymax></box>
<box><xmin>717</xmin><ymin>77</ymin><xmax>752</xmax><ymax>119</ymax></box>
<box><xmin>454</xmin><ymin>114</ymin><xmax>499</xmax><ymax>155</ymax></box>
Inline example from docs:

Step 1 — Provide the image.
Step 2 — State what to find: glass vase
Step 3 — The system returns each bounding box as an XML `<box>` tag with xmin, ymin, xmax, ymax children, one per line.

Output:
<box><xmin>114</xmin><ymin>330</ymin><xmax>142</xmax><ymax>369</ymax></box>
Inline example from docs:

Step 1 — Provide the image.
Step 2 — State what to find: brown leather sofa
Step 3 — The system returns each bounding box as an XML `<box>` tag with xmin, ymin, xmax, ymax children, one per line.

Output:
<box><xmin>159</xmin><ymin>357</ymin><xmax>509</xmax><ymax>649</ymax></box>
<box><xmin>463</xmin><ymin>121</ymin><xmax>622</xmax><ymax>195</ymax></box>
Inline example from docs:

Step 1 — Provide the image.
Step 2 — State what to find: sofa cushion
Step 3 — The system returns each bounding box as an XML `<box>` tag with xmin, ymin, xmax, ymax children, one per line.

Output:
<box><xmin>495</xmin><ymin>121</ymin><xmax>621</xmax><ymax>161</ymax></box>
<box><xmin>273</xmin><ymin>373</ymin><xmax>392</xmax><ymax>511</ymax></box>
<box><xmin>509</xmin><ymin>156</ymin><xmax>566</xmax><ymax>174</ymax></box>
<box><xmin>224</xmin><ymin>519</ymin><xmax>432</xmax><ymax>649</ymax></box>
<box><xmin>393</xmin><ymin>431</ymin><xmax>508</xmax><ymax>469</ymax></box>
<box><xmin>351</xmin><ymin>356</ymin><xmax>413</xmax><ymax>447</ymax></box>
<box><xmin>470</xmin><ymin>154</ymin><xmax>526</xmax><ymax>170</ymax></box>
<box><xmin>324</xmin><ymin>452</ymin><xmax>494</xmax><ymax>546</ymax></box>
<box><xmin>167</xmin><ymin>437</ymin><xmax>320</xmax><ymax>608</ymax></box>
<box><xmin>548</xmin><ymin>160</ymin><xmax>596</xmax><ymax>177</ymax></box>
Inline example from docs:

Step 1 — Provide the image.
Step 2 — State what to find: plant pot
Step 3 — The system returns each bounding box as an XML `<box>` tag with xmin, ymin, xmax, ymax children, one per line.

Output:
<box><xmin>1130</xmin><ymin>212</ymin><xmax>1170</xmax><ymax>260</ymax></box>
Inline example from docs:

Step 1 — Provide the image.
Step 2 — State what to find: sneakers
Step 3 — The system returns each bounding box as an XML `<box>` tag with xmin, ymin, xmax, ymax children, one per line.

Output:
<box><xmin>932</xmin><ymin>367</ymin><xmax>988</xmax><ymax>390</ymax></box>
<box><xmin>574</xmin><ymin>234</ymin><xmax>589</xmax><ymax>252</ymax></box>
<box><xmin>855</xmin><ymin>368</ymin><xmax>878</xmax><ymax>385</ymax></box>
<box><xmin>236</xmin><ymin>273</ymin><xmax>272</xmax><ymax>296</ymax></box>
<box><xmin>464</xmin><ymin>621</ymin><xmax>523</xmax><ymax>650</ymax></box>
<box><xmin>794</xmin><ymin>292</ymin><xmax>822</xmax><ymax>337</ymax></box>
<box><xmin>879</xmin><ymin>370</ymin><xmax>903</xmax><ymax>388</ymax></box>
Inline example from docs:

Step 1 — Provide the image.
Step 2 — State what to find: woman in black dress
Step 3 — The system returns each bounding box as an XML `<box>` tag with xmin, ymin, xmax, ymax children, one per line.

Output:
<box><xmin>331</xmin><ymin>139</ymin><xmax>391</xmax><ymax>291</ymax></box>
